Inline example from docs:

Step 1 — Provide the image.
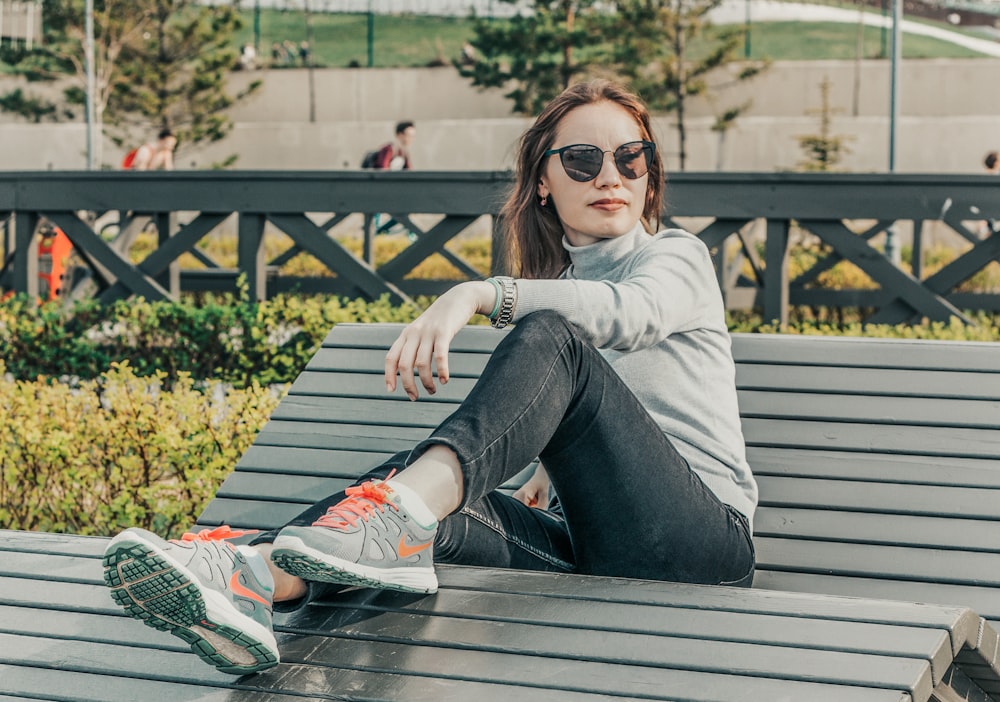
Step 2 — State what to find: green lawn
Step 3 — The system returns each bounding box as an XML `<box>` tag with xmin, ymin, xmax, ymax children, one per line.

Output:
<box><xmin>740</xmin><ymin>20</ymin><xmax>990</xmax><ymax>60</ymax></box>
<box><xmin>232</xmin><ymin>9</ymin><xmax>994</xmax><ymax>69</ymax></box>
<box><xmin>235</xmin><ymin>12</ymin><xmax>477</xmax><ymax>69</ymax></box>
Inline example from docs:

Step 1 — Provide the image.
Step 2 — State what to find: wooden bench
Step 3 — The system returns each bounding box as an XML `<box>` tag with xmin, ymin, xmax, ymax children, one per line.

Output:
<box><xmin>3</xmin><ymin>323</ymin><xmax>1000</xmax><ymax>700</ymax></box>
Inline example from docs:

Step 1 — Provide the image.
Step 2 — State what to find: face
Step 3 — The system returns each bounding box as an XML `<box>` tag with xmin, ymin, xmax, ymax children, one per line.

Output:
<box><xmin>161</xmin><ymin>136</ymin><xmax>177</xmax><ymax>152</ymax></box>
<box><xmin>538</xmin><ymin>101</ymin><xmax>649</xmax><ymax>247</ymax></box>
<box><xmin>399</xmin><ymin>126</ymin><xmax>416</xmax><ymax>147</ymax></box>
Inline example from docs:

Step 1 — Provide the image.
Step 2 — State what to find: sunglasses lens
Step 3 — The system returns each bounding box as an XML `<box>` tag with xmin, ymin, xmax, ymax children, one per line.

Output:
<box><xmin>614</xmin><ymin>142</ymin><xmax>652</xmax><ymax>179</ymax></box>
<box><xmin>560</xmin><ymin>146</ymin><xmax>604</xmax><ymax>182</ymax></box>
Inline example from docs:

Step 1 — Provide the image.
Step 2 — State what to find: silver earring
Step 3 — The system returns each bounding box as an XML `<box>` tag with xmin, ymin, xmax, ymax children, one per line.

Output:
<box><xmin>540</xmin><ymin>195</ymin><xmax>548</xmax><ymax>207</ymax></box>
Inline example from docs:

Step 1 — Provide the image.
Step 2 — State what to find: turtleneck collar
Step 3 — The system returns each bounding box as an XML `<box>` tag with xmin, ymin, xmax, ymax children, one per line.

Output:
<box><xmin>562</xmin><ymin>221</ymin><xmax>650</xmax><ymax>280</ymax></box>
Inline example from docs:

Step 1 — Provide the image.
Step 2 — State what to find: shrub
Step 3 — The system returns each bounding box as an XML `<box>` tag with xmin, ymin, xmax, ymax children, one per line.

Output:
<box><xmin>0</xmin><ymin>291</ymin><xmax>427</xmax><ymax>387</ymax></box>
<box><xmin>0</xmin><ymin>360</ymin><xmax>282</xmax><ymax>538</ymax></box>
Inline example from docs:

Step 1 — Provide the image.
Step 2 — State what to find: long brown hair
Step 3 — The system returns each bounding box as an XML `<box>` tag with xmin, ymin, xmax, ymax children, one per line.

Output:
<box><xmin>499</xmin><ymin>80</ymin><xmax>665</xmax><ymax>279</ymax></box>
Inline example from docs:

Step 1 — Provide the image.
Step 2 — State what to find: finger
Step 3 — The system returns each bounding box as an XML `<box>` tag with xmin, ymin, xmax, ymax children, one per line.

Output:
<box><xmin>384</xmin><ymin>335</ymin><xmax>407</xmax><ymax>391</ymax></box>
<box><xmin>434</xmin><ymin>336</ymin><xmax>451</xmax><ymax>385</ymax></box>
<box><xmin>414</xmin><ymin>335</ymin><xmax>437</xmax><ymax>395</ymax></box>
<box><xmin>396</xmin><ymin>337</ymin><xmax>422</xmax><ymax>401</ymax></box>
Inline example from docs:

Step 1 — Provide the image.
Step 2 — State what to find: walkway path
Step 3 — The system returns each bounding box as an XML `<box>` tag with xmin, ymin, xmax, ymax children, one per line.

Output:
<box><xmin>711</xmin><ymin>0</ymin><xmax>1000</xmax><ymax>56</ymax></box>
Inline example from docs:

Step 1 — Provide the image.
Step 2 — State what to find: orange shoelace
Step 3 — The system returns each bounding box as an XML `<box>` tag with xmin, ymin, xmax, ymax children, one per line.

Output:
<box><xmin>313</xmin><ymin>473</ymin><xmax>398</xmax><ymax>530</ymax></box>
<box><xmin>179</xmin><ymin>525</ymin><xmax>260</xmax><ymax>542</ymax></box>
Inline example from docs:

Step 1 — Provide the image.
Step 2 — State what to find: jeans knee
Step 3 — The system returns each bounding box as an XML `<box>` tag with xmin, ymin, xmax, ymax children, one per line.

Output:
<box><xmin>505</xmin><ymin>310</ymin><xmax>580</xmax><ymax>350</ymax></box>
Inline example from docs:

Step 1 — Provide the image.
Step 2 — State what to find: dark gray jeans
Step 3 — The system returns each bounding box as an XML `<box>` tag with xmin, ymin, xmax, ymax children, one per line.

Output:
<box><xmin>260</xmin><ymin>311</ymin><xmax>754</xmax><ymax>594</ymax></box>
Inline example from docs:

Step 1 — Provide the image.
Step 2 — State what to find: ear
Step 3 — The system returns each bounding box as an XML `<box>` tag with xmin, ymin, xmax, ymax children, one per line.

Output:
<box><xmin>536</xmin><ymin>179</ymin><xmax>549</xmax><ymax>201</ymax></box>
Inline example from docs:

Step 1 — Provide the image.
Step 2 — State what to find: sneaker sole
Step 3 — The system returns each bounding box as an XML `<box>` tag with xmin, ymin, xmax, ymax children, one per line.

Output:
<box><xmin>102</xmin><ymin>533</ymin><xmax>279</xmax><ymax>675</ymax></box>
<box><xmin>271</xmin><ymin>537</ymin><xmax>438</xmax><ymax>594</ymax></box>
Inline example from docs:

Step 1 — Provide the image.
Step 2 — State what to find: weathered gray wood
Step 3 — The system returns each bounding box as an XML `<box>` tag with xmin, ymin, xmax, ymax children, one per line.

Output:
<box><xmin>745</xmin><ymin>447</ymin><xmax>1000</xmax><ymax>486</ymax></box>
<box><xmin>757</xmin><ymin>476</ymin><xmax>1000</xmax><ymax>519</ymax></box>
<box><xmin>752</xmin><ymin>570</ymin><xmax>1000</xmax><ymax>626</ymax></box>
<box><xmin>9</xmin><ymin>326</ymin><xmax>1000</xmax><ymax>700</ymax></box>
<box><xmin>9</xmin><ymin>538</ymin><xmax>979</xmax><ymax>702</ymax></box>
<box><xmin>754</xmin><ymin>507</ymin><xmax>1000</xmax><ymax>552</ymax></box>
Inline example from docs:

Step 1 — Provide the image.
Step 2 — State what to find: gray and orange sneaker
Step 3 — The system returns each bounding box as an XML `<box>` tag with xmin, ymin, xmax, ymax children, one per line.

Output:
<box><xmin>102</xmin><ymin>525</ymin><xmax>279</xmax><ymax>675</ymax></box>
<box><xmin>271</xmin><ymin>479</ymin><xmax>439</xmax><ymax>594</ymax></box>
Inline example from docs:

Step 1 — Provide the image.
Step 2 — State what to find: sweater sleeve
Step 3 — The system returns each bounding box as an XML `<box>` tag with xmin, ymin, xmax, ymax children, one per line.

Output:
<box><xmin>512</xmin><ymin>233</ymin><xmax>722</xmax><ymax>352</ymax></box>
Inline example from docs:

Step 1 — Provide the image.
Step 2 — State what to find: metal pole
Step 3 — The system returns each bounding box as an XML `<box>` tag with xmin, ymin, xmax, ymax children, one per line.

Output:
<box><xmin>306</xmin><ymin>0</ymin><xmax>315</xmax><ymax>122</ymax></box>
<box><xmin>888</xmin><ymin>0</ymin><xmax>901</xmax><ymax>172</ymax></box>
<box><xmin>367</xmin><ymin>0</ymin><xmax>374</xmax><ymax>68</ymax></box>
<box><xmin>254</xmin><ymin>0</ymin><xmax>260</xmax><ymax>53</ymax></box>
<box><xmin>744</xmin><ymin>0</ymin><xmax>751</xmax><ymax>59</ymax></box>
<box><xmin>84</xmin><ymin>0</ymin><xmax>96</xmax><ymax>171</ymax></box>
<box><xmin>885</xmin><ymin>0</ymin><xmax>902</xmax><ymax>265</ymax></box>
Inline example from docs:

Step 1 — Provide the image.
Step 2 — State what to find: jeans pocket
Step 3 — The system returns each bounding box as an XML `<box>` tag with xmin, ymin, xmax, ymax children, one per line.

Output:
<box><xmin>716</xmin><ymin>506</ymin><xmax>756</xmax><ymax>588</ymax></box>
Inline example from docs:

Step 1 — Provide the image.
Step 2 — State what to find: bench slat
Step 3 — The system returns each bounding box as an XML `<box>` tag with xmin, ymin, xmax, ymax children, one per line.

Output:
<box><xmin>731</xmin><ymin>334</ymin><xmax>1000</xmax><ymax>372</ymax></box>
<box><xmin>754</xmin><ymin>537</ymin><xmax>1000</xmax><ymax>588</ymax></box>
<box><xmin>755</xmin><ymin>507</ymin><xmax>1000</xmax><ymax>553</ymax></box>
<box><xmin>738</xmin><ymin>391</ymin><xmax>999</xmax><ymax>428</ymax></box>
<box><xmin>758</xmin><ymin>476</ymin><xmax>1000</xmax><ymax>519</ymax></box>
<box><xmin>736</xmin><ymin>365</ymin><xmax>1000</xmax><ymax>400</ymax></box>
<box><xmin>269</xmin><ymin>391</ymin><xmax>999</xmax><ymax>432</ymax></box>
<box><xmin>742</xmin><ymin>418</ymin><xmax>1000</xmax><ymax>458</ymax></box>
<box><xmin>753</xmin><ymin>569</ymin><xmax>1000</xmax><ymax>626</ymax></box>
<box><xmin>235</xmin><ymin>445</ymin><xmax>397</xmax><ymax>476</ymax></box>
<box><xmin>746</xmin><ymin>447</ymin><xmax>1000</xmax><ymax>487</ymax></box>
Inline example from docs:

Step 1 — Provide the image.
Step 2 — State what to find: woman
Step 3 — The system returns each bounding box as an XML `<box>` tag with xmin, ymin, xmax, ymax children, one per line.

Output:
<box><xmin>103</xmin><ymin>80</ymin><xmax>757</xmax><ymax>675</ymax></box>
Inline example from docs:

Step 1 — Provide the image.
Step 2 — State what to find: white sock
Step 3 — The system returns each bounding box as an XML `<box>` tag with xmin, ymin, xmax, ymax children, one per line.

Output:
<box><xmin>383</xmin><ymin>480</ymin><xmax>438</xmax><ymax>528</ymax></box>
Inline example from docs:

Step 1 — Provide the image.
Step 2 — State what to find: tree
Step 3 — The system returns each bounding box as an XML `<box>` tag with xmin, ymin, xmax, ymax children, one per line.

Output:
<box><xmin>609</xmin><ymin>0</ymin><xmax>768</xmax><ymax>170</ymax></box>
<box><xmin>456</xmin><ymin>0</ymin><xmax>607</xmax><ymax>116</ymax></box>
<box><xmin>0</xmin><ymin>0</ymin><xmax>259</xmax><ymax>166</ymax></box>
<box><xmin>796</xmin><ymin>76</ymin><xmax>853</xmax><ymax>172</ymax></box>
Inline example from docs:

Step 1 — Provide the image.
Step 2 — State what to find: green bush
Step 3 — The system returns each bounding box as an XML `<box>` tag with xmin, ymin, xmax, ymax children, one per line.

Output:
<box><xmin>728</xmin><ymin>312</ymin><xmax>1000</xmax><ymax>341</ymax></box>
<box><xmin>0</xmin><ymin>360</ymin><xmax>282</xmax><ymax>538</ymax></box>
<box><xmin>0</xmin><ymin>292</ymin><xmax>426</xmax><ymax>387</ymax></box>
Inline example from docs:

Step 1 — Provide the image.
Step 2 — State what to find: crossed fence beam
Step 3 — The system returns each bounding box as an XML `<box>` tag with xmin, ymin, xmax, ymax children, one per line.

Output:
<box><xmin>1</xmin><ymin>171</ymin><xmax>999</xmax><ymax>325</ymax></box>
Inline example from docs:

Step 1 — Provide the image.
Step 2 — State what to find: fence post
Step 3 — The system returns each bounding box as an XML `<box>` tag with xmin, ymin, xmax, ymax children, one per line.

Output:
<box><xmin>238</xmin><ymin>213</ymin><xmax>266</xmax><ymax>301</ymax></box>
<box><xmin>154</xmin><ymin>211</ymin><xmax>179</xmax><ymax>298</ymax></box>
<box><xmin>764</xmin><ymin>219</ymin><xmax>790</xmax><ymax>328</ymax></box>
<box><xmin>13</xmin><ymin>211</ymin><xmax>39</xmax><ymax>300</ymax></box>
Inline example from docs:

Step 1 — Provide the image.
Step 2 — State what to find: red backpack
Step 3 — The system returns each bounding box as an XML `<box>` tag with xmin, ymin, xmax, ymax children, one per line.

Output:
<box><xmin>121</xmin><ymin>147</ymin><xmax>139</xmax><ymax>170</ymax></box>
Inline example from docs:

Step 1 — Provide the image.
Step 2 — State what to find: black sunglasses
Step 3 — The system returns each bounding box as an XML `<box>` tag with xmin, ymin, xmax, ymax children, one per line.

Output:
<box><xmin>543</xmin><ymin>140</ymin><xmax>656</xmax><ymax>183</ymax></box>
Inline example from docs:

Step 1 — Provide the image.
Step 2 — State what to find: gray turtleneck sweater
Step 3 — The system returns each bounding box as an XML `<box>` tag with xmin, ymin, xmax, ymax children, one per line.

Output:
<box><xmin>512</xmin><ymin>223</ymin><xmax>758</xmax><ymax>528</ymax></box>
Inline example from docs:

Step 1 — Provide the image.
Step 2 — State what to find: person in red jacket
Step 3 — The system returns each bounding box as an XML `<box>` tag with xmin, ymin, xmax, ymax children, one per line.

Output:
<box><xmin>369</xmin><ymin>121</ymin><xmax>417</xmax><ymax>236</ymax></box>
<box><xmin>373</xmin><ymin>121</ymin><xmax>415</xmax><ymax>171</ymax></box>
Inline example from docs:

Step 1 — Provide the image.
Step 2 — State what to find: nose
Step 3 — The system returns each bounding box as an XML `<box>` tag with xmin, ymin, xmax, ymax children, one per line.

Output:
<box><xmin>593</xmin><ymin>151</ymin><xmax>622</xmax><ymax>187</ymax></box>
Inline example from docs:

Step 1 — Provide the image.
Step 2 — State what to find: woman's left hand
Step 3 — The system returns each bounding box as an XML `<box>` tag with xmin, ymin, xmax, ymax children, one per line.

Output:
<box><xmin>385</xmin><ymin>281</ymin><xmax>495</xmax><ymax>400</ymax></box>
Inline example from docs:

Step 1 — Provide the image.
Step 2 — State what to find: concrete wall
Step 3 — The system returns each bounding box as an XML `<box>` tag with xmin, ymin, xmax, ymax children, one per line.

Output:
<box><xmin>2</xmin><ymin>61</ymin><xmax>999</xmax><ymax>173</ymax></box>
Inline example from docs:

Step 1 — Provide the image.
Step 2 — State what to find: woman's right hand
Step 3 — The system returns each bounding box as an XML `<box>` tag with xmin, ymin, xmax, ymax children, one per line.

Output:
<box><xmin>513</xmin><ymin>464</ymin><xmax>550</xmax><ymax>510</ymax></box>
<box><xmin>385</xmin><ymin>280</ymin><xmax>496</xmax><ymax>400</ymax></box>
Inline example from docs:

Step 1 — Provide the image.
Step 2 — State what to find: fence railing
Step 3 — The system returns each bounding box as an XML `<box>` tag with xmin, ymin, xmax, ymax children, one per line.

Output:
<box><xmin>2</xmin><ymin>170</ymin><xmax>999</xmax><ymax>325</ymax></box>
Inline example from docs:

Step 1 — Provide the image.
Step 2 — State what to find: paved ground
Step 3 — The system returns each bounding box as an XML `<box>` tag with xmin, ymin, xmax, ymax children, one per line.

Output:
<box><xmin>711</xmin><ymin>0</ymin><xmax>1000</xmax><ymax>56</ymax></box>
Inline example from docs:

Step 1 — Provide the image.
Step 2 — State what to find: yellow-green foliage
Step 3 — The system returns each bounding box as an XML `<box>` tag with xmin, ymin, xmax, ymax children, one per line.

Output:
<box><xmin>0</xmin><ymin>361</ymin><xmax>282</xmax><ymax>538</ymax></box>
<box><xmin>728</xmin><ymin>312</ymin><xmax>1000</xmax><ymax>341</ymax></box>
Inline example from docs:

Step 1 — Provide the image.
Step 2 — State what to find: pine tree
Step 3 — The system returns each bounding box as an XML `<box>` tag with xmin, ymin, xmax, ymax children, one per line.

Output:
<box><xmin>456</xmin><ymin>0</ymin><xmax>607</xmax><ymax>116</ymax></box>
<box><xmin>609</xmin><ymin>0</ymin><xmax>768</xmax><ymax>171</ymax></box>
<box><xmin>796</xmin><ymin>77</ymin><xmax>853</xmax><ymax>172</ymax></box>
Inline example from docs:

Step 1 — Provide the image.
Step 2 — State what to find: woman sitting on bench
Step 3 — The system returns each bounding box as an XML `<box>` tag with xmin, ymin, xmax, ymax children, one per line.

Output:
<box><xmin>102</xmin><ymin>79</ymin><xmax>759</xmax><ymax>676</ymax></box>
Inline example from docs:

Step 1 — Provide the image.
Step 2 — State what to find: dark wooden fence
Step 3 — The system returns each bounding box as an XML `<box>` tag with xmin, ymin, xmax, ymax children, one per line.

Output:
<box><xmin>2</xmin><ymin>170</ymin><xmax>999</xmax><ymax>325</ymax></box>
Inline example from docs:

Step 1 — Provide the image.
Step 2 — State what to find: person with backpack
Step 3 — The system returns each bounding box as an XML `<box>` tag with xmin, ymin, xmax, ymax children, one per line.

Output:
<box><xmin>362</xmin><ymin>121</ymin><xmax>415</xmax><ymax>171</ymax></box>
<box><xmin>122</xmin><ymin>129</ymin><xmax>177</xmax><ymax>171</ymax></box>
<box><xmin>362</xmin><ymin>121</ymin><xmax>417</xmax><ymax>236</ymax></box>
